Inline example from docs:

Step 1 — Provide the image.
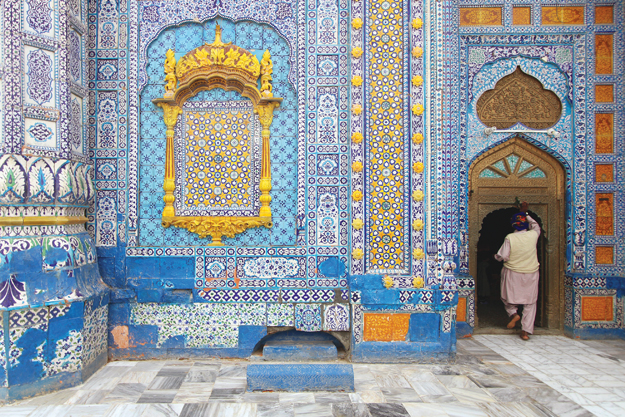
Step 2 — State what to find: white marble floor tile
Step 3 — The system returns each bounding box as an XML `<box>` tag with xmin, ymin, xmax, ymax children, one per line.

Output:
<box><xmin>357</xmin><ymin>390</ymin><xmax>386</xmax><ymax>403</ymax></box>
<box><xmin>278</xmin><ymin>393</ymin><xmax>315</xmax><ymax>404</ymax></box>
<box><xmin>0</xmin><ymin>406</ymin><xmax>37</xmax><ymax>416</ymax></box>
<box><xmin>403</xmin><ymin>403</ymin><xmax>449</xmax><ymax>417</ymax></box>
<box><xmin>104</xmin><ymin>404</ymin><xmax>149</xmax><ymax>417</ymax></box>
<box><xmin>440</xmin><ymin>402</ymin><xmax>488</xmax><ymax>417</ymax></box>
<box><xmin>581</xmin><ymin>404</ymin><xmax>619</xmax><ymax>417</ymax></box>
<box><xmin>448</xmin><ymin>387</ymin><xmax>496</xmax><ymax>404</ymax></box>
<box><xmin>119</xmin><ymin>371</ymin><xmax>159</xmax><ymax>384</ymax></box>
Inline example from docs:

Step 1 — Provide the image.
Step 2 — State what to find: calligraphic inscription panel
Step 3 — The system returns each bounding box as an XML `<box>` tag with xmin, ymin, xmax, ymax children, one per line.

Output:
<box><xmin>363</xmin><ymin>313</ymin><xmax>410</xmax><ymax>342</ymax></box>
<box><xmin>595</xmin><ymin>246</ymin><xmax>614</xmax><ymax>265</ymax></box>
<box><xmin>595</xmin><ymin>165</ymin><xmax>614</xmax><ymax>183</ymax></box>
<box><xmin>541</xmin><ymin>6</ymin><xmax>585</xmax><ymax>25</ymax></box>
<box><xmin>459</xmin><ymin>8</ymin><xmax>502</xmax><ymax>26</ymax></box>
<box><xmin>581</xmin><ymin>296</ymin><xmax>614</xmax><ymax>322</ymax></box>
<box><xmin>175</xmin><ymin>101</ymin><xmax>261</xmax><ymax>217</ymax></box>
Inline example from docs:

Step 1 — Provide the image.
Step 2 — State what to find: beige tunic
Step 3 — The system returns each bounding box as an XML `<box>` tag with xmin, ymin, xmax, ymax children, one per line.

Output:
<box><xmin>494</xmin><ymin>215</ymin><xmax>541</xmax><ymax>305</ymax></box>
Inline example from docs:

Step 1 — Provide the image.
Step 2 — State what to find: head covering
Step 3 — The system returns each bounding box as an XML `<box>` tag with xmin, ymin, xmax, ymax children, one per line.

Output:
<box><xmin>511</xmin><ymin>212</ymin><xmax>529</xmax><ymax>231</ymax></box>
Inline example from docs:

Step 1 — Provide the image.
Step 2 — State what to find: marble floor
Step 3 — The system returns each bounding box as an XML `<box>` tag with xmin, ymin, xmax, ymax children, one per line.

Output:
<box><xmin>1</xmin><ymin>335</ymin><xmax>624</xmax><ymax>417</ymax></box>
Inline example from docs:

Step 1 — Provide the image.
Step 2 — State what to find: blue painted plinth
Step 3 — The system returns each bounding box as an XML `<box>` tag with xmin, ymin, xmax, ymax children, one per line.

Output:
<box><xmin>263</xmin><ymin>340</ymin><xmax>337</xmax><ymax>361</ymax></box>
<box><xmin>247</xmin><ymin>364</ymin><xmax>354</xmax><ymax>392</ymax></box>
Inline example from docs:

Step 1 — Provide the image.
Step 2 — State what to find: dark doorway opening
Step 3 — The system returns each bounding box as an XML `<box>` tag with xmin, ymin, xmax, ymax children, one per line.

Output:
<box><xmin>475</xmin><ymin>207</ymin><xmax>546</xmax><ymax>330</ymax></box>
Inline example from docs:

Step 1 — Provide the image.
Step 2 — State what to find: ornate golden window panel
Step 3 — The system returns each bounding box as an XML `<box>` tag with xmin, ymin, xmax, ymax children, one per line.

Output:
<box><xmin>152</xmin><ymin>25</ymin><xmax>282</xmax><ymax>245</ymax></box>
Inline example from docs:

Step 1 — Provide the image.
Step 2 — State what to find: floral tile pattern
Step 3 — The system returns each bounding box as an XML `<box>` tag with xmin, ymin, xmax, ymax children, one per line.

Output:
<box><xmin>131</xmin><ymin>303</ymin><xmax>267</xmax><ymax>347</ymax></box>
<box><xmin>323</xmin><ymin>303</ymin><xmax>349</xmax><ymax>331</ymax></box>
<box><xmin>267</xmin><ymin>303</ymin><xmax>294</xmax><ymax>326</ymax></box>
<box><xmin>295</xmin><ymin>304</ymin><xmax>322</xmax><ymax>332</ymax></box>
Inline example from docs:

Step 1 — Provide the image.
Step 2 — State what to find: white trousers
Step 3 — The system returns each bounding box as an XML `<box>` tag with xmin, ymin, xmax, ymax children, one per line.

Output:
<box><xmin>504</xmin><ymin>301</ymin><xmax>536</xmax><ymax>334</ymax></box>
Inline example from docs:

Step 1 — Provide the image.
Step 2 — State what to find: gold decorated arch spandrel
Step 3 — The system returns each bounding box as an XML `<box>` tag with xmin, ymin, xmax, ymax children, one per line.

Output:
<box><xmin>152</xmin><ymin>24</ymin><xmax>282</xmax><ymax>245</ymax></box>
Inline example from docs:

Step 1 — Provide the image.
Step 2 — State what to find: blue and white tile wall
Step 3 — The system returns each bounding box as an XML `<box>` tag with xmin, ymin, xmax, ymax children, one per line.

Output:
<box><xmin>0</xmin><ymin>0</ymin><xmax>624</xmax><ymax>402</ymax></box>
<box><xmin>0</xmin><ymin>0</ymin><xmax>107</xmax><ymax>403</ymax></box>
<box><xmin>442</xmin><ymin>0</ymin><xmax>624</xmax><ymax>337</ymax></box>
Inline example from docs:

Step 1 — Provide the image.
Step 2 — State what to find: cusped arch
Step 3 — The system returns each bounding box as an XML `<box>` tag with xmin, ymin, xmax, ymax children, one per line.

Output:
<box><xmin>151</xmin><ymin>24</ymin><xmax>283</xmax><ymax>244</ymax></box>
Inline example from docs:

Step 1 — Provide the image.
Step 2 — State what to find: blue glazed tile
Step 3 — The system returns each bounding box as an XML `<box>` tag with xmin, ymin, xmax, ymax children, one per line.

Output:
<box><xmin>140</xmin><ymin>112</ymin><xmax>164</xmax><ymax>140</ymax></box>
<box><xmin>141</xmin><ymin>85</ymin><xmax>164</xmax><ymax>112</ymax></box>
<box><xmin>204</xmin><ymin>19</ymin><xmax>236</xmax><ymax>44</ymax></box>
<box><xmin>175</xmin><ymin>23</ymin><xmax>204</xmax><ymax>54</ymax></box>
<box><xmin>236</xmin><ymin>22</ymin><xmax>263</xmax><ymax>50</ymax></box>
<box><xmin>145</xmin><ymin>61</ymin><xmax>165</xmax><ymax>85</ymax></box>
<box><xmin>148</xmin><ymin>31</ymin><xmax>175</xmax><ymax>59</ymax></box>
<box><xmin>263</xmin><ymin>28</ymin><xmax>290</xmax><ymax>56</ymax></box>
<box><xmin>294</xmin><ymin>304</ymin><xmax>322</xmax><ymax>332</ymax></box>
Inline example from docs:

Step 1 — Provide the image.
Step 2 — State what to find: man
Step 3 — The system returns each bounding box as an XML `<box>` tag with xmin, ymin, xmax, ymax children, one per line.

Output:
<box><xmin>494</xmin><ymin>202</ymin><xmax>540</xmax><ymax>341</ymax></box>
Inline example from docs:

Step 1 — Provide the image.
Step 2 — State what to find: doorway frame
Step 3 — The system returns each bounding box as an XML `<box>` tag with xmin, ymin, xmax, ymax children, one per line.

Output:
<box><xmin>468</xmin><ymin>137</ymin><xmax>567</xmax><ymax>331</ymax></box>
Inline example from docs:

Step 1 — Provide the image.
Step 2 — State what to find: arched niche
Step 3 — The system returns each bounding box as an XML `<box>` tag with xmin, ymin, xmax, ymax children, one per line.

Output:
<box><xmin>152</xmin><ymin>24</ymin><xmax>282</xmax><ymax>245</ymax></box>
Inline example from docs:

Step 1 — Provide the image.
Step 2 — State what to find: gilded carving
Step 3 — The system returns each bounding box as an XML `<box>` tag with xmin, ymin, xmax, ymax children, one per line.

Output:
<box><xmin>174</xmin><ymin>24</ymin><xmax>261</xmax><ymax>96</ymax></box>
<box><xmin>476</xmin><ymin>67</ymin><xmax>562</xmax><ymax>129</ymax></box>
<box><xmin>164</xmin><ymin>49</ymin><xmax>177</xmax><ymax>97</ymax></box>
<box><xmin>260</xmin><ymin>50</ymin><xmax>274</xmax><ymax>98</ymax></box>
<box><xmin>163</xmin><ymin>216</ymin><xmax>272</xmax><ymax>245</ymax></box>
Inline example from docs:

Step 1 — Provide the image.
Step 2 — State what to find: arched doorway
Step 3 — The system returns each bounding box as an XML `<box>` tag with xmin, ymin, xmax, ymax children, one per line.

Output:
<box><xmin>469</xmin><ymin>138</ymin><xmax>565</xmax><ymax>332</ymax></box>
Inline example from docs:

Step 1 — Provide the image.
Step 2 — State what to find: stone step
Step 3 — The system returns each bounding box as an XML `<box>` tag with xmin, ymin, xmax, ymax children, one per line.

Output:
<box><xmin>262</xmin><ymin>340</ymin><xmax>338</xmax><ymax>361</ymax></box>
<box><xmin>247</xmin><ymin>364</ymin><xmax>354</xmax><ymax>392</ymax></box>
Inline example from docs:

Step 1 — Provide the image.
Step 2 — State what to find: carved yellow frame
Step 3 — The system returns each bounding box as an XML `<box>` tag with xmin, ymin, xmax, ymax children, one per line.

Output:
<box><xmin>152</xmin><ymin>25</ymin><xmax>282</xmax><ymax>245</ymax></box>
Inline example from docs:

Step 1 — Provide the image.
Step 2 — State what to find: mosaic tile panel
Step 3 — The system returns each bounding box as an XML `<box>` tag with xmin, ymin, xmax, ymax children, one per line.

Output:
<box><xmin>174</xmin><ymin>101</ymin><xmax>261</xmax><ymax>217</ymax></box>
<box><xmin>581</xmin><ymin>296</ymin><xmax>614</xmax><ymax>322</ymax></box>
<box><xmin>323</xmin><ymin>303</ymin><xmax>349</xmax><ymax>331</ymax></box>
<box><xmin>131</xmin><ymin>303</ymin><xmax>266</xmax><ymax>347</ymax></box>
<box><xmin>574</xmin><ymin>289</ymin><xmax>623</xmax><ymax>329</ymax></box>
<box><xmin>294</xmin><ymin>304</ymin><xmax>322</xmax><ymax>332</ymax></box>
<box><xmin>267</xmin><ymin>303</ymin><xmax>294</xmax><ymax>327</ymax></box>
<box><xmin>595</xmin><ymin>84</ymin><xmax>614</xmax><ymax>102</ymax></box>
<box><xmin>595</xmin><ymin>164</ymin><xmax>614</xmax><ymax>183</ymax></box>
<box><xmin>595</xmin><ymin>113</ymin><xmax>614</xmax><ymax>154</ymax></box>
<box><xmin>595</xmin><ymin>5</ymin><xmax>614</xmax><ymax>25</ymax></box>
<box><xmin>364</xmin><ymin>0</ymin><xmax>410</xmax><ymax>273</ymax></box>
<box><xmin>363</xmin><ymin>313</ymin><xmax>410</xmax><ymax>342</ymax></box>
<box><xmin>512</xmin><ymin>7</ymin><xmax>531</xmax><ymax>26</ymax></box>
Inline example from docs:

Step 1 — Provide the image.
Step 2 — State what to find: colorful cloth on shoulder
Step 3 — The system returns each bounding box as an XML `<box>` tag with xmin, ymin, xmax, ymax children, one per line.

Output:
<box><xmin>511</xmin><ymin>212</ymin><xmax>529</xmax><ymax>231</ymax></box>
